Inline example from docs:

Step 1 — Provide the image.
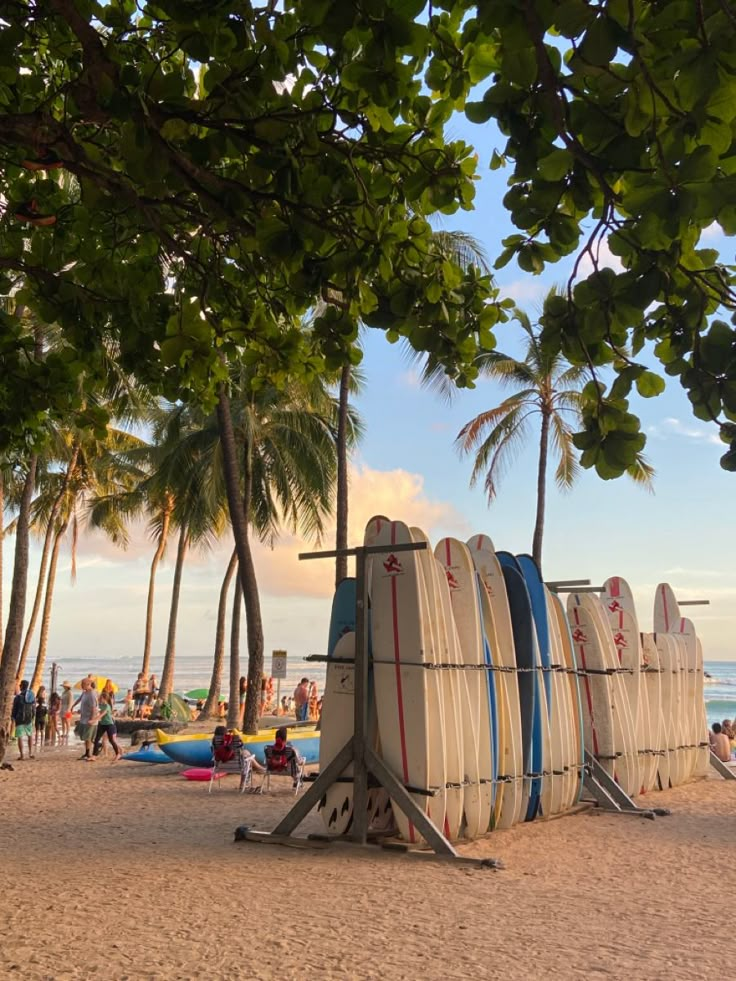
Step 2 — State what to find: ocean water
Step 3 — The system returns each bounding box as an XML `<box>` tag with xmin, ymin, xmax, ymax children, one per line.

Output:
<box><xmin>33</xmin><ymin>652</ymin><xmax>326</xmax><ymax>701</ymax></box>
<box><xmin>704</xmin><ymin>661</ymin><xmax>736</xmax><ymax>726</ymax></box>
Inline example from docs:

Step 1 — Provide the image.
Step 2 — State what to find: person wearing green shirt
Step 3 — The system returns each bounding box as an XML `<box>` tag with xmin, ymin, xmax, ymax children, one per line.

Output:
<box><xmin>92</xmin><ymin>692</ymin><xmax>123</xmax><ymax>760</ymax></box>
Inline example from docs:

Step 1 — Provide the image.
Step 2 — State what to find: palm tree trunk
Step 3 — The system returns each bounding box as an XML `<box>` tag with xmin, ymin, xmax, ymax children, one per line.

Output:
<box><xmin>335</xmin><ymin>362</ymin><xmax>351</xmax><ymax>587</ymax></box>
<box><xmin>227</xmin><ymin>573</ymin><xmax>242</xmax><ymax>729</ymax></box>
<box><xmin>158</xmin><ymin>524</ymin><xmax>190</xmax><ymax>698</ymax></box>
<box><xmin>30</xmin><ymin>519</ymin><xmax>69</xmax><ymax>691</ymax></box>
<box><xmin>17</xmin><ymin>443</ymin><xmax>79</xmax><ymax>679</ymax></box>
<box><xmin>200</xmin><ymin>548</ymin><xmax>238</xmax><ymax>720</ymax></box>
<box><xmin>532</xmin><ymin>412</ymin><xmax>551</xmax><ymax>571</ymax></box>
<box><xmin>0</xmin><ymin>456</ymin><xmax>38</xmax><ymax>762</ymax></box>
<box><xmin>141</xmin><ymin>500</ymin><xmax>172</xmax><ymax>677</ymax></box>
<box><xmin>0</xmin><ymin>473</ymin><xmax>4</xmax><ymax>653</ymax></box>
<box><xmin>215</xmin><ymin>383</ymin><xmax>264</xmax><ymax>735</ymax></box>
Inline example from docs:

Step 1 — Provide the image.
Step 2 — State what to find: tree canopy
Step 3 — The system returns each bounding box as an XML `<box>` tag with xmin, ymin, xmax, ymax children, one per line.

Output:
<box><xmin>0</xmin><ymin>0</ymin><xmax>735</xmax><ymax>474</ymax></box>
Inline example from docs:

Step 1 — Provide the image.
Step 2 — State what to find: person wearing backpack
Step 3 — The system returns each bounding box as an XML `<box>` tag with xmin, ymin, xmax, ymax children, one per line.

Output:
<box><xmin>11</xmin><ymin>679</ymin><xmax>36</xmax><ymax>760</ymax></box>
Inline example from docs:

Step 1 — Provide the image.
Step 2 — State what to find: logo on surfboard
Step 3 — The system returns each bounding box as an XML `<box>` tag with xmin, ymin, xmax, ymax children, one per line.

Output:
<box><xmin>445</xmin><ymin>569</ymin><xmax>460</xmax><ymax>590</ymax></box>
<box><xmin>572</xmin><ymin>627</ymin><xmax>587</xmax><ymax>644</ymax></box>
<box><xmin>607</xmin><ymin>599</ymin><xmax>623</xmax><ymax>613</ymax></box>
<box><xmin>613</xmin><ymin>631</ymin><xmax>627</xmax><ymax>650</ymax></box>
<box><xmin>383</xmin><ymin>554</ymin><xmax>403</xmax><ymax>575</ymax></box>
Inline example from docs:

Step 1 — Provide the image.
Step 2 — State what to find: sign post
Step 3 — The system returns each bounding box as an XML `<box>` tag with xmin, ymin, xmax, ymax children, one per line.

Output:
<box><xmin>271</xmin><ymin>650</ymin><xmax>287</xmax><ymax>716</ymax></box>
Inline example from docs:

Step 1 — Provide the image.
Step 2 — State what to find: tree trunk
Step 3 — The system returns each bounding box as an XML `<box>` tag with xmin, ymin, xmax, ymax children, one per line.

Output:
<box><xmin>227</xmin><ymin>573</ymin><xmax>242</xmax><ymax>729</ymax></box>
<box><xmin>0</xmin><ymin>456</ymin><xmax>38</xmax><ymax>762</ymax></box>
<box><xmin>200</xmin><ymin>548</ymin><xmax>238</xmax><ymax>720</ymax></box>
<box><xmin>0</xmin><ymin>473</ymin><xmax>4</xmax><ymax>653</ymax></box>
<box><xmin>158</xmin><ymin>525</ymin><xmax>190</xmax><ymax>698</ymax></box>
<box><xmin>335</xmin><ymin>362</ymin><xmax>351</xmax><ymax>587</ymax></box>
<box><xmin>215</xmin><ymin>383</ymin><xmax>264</xmax><ymax>735</ymax></box>
<box><xmin>141</xmin><ymin>500</ymin><xmax>172</xmax><ymax>677</ymax></box>
<box><xmin>17</xmin><ymin>443</ymin><xmax>79</xmax><ymax>679</ymax></box>
<box><xmin>30</xmin><ymin>519</ymin><xmax>68</xmax><ymax>691</ymax></box>
<box><xmin>532</xmin><ymin>412</ymin><xmax>551</xmax><ymax>571</ymax></box>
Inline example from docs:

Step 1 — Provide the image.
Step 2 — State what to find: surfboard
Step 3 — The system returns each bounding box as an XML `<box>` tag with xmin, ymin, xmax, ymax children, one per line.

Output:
<box><xmin>550</xmin><ymin>591</ymin><xmax>585</xmax><ymax>806</ymax></box>
<box><xmin>466</xmin><ymin>535</ymin><xmax>524</xmax><ymax>828</ymax></box>
<box><xmin>567</xmin><ymin>593</ymin><xmax>617</xmax><ymax>781</ymax></box>
<box><xmin>328</xmin><ymin>578</ymin><xmax>356</xmax><ymax>657</ymax></box>
<box><xmin>653</xmin><ymin>583</ymin><xmax>681</xmax><ymax>633</ymax></box>
<box><xmin>318</xmin><ymin>631</ymin><xmax>358</xmax><ymax>835</ymax></box>
<box><xmin>641</xmin><ymin>633</ymin><xmax>667</xmax><ymax>789</ymax></box>
<box><xmin>500</xmin><ymin>557</ymin><xmax>544</xmax><ymax>820</ymax></box>
<box><xmin>411</xmin><ymin>529</ymin><xmax>464</xmax><ymax>841</ymax></box>
<box><xmin>435</xmin><ymin>537</ymin><xmax>494</xmax><ymax>838</ymax></box>
<box><xmin>654</xmin><ymin>633</ymin><xmax>678</xmax><ymax>787</ymax></box>
<box><xmin>545</xmin><ymin>586</ymin><xmax>575</xmax><ymax>814</ymax></box>
<box><xmin>517</xmin><ymin>555</ymin><xmax>564</xmax><ymax>817</ymax></box>
<box><xmin>580</xmin><ymin>592</ymin><xmax>640</xmax><ymax>798</ymax></box>
<box><xmin>370</xmin><ymin>519</ymin><xmax>446</xmax><ymax>844</ymax></box>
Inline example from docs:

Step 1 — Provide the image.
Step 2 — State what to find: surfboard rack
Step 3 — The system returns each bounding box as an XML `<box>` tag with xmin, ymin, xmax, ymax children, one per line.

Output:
<box><xmin>582</xmin><ymin>752</ymin><xmax>669</xmax><ymax>819</ymax></box>
<box><xmin>709</xmin><ymin>751</ymin><xmax>736</xmax><ymax>780</ymax></box>
<box><xmin>233</xmin><ymin>541</ymin><xmax>502</xmax><ymax>870</ymax></box>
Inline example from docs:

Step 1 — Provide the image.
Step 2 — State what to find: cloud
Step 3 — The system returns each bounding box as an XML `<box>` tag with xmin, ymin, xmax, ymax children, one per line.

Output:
<box><xmin>647</xmin><ymin>417</ymin><xmax>721</xmax><ymax>446</ymax></box>
<box><xmin>701</xmin><ymin>222</ymin><xmax>723</xmax><ymax>240</ymax></box>
<box><xmin>574</xmin><ymin>238</ymin><xmax>624</xmax><ymax>280</ymax></box>
<box><xmin>498</xmin><ymin>278</ymin><xmax>550</xmax><ymax>307</ymax></box>
<box><xmin>245</xmin><ymin>462</ymin><xmax>468</xmax><ymax>599</ymax></box>
<box><xmin>398</xmin><ymin>368</ymin><xmax>421</xmax><ymax>389</ymax></box>
<box><xmin>70</xmin><ymin>463</ymin><xmax>467</xmax><ymax>602</ymax></box>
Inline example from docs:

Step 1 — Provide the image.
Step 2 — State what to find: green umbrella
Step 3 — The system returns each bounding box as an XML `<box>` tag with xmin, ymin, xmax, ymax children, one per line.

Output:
<box><xmin>183</xmin><ymin>688</ymin><xmax>226</xmax><ymax>702</ymax></box>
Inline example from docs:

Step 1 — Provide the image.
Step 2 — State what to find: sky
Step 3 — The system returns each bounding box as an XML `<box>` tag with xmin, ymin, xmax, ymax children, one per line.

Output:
<box><xmin>3</xmin><ymin>109</ymin><xmax>735</xmax><ymax>680</ymax></box>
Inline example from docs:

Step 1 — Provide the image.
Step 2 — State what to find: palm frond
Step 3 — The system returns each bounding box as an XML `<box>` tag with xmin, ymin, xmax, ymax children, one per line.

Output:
<box><xmin>548</xmin><ymin>412</ymin><xmax>581</xmax><ymax>491</ymax></box>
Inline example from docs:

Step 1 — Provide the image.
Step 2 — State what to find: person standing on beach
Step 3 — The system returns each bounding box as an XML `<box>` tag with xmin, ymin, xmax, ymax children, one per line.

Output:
<box><xmin>132</xmin><ymin>673</ymin><xmax>149</xmax><ymax>719</ymax></box>
<box><xmin>293</xmin><ymin>678</ymin><xmax>309</xmax><ymax>721</ymax></box>
<box><xmin>34</xmin><ymin>691</ymin><xmax>48</xmax><ymax>753</ymax></box>
<box><xmin>60</xmin><ymin>681</ymin><xmax>73</xmax><ymax>742</ymax></box>
<box><xmin>78</xmin><ymin>678</ymin><xmax>99</xmax><ymax>761</ymax></box>
<box><xmin>48</xmin><ymin>691</ymin><xmax>61</xmax><ymax>745</ymax></box>
<box><xmin>11</xmin><ymin>680</ymin><xmax>36</xmax><ymax>761</ymax></box>
<box><xmin>93</xmin><ymin>692</ymin><xmax>122</xmax><ymax>760</ymax></box>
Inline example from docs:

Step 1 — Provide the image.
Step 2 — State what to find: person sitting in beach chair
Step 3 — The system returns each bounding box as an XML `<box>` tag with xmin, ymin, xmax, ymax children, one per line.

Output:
<box><xmin>260</xmin><ymin>727</ymin><xmax>306</xmax><ymax>794</ymax></box>
<box><xmin>209</xmin><ymin>726</ymin><xmax>264</xmax><ymax>793</ymax></box>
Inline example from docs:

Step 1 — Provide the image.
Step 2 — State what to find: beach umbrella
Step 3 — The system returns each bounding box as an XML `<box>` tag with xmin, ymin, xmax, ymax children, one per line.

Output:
<box><xmin>184</xmin><ymin>688</ymin><xmax>225</xmax><ymax>701</ymax></box>
<box><xmin>73</xmin><ymin>676</ymin><xmax>118</xmax><ymax>692</ymax></box>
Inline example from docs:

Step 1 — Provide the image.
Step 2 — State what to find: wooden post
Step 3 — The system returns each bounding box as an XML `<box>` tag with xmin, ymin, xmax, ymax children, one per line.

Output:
<box><xmin>352</xmin><ymin>546</ymin><xmax>370</xmax><ymax>845</ymax></box>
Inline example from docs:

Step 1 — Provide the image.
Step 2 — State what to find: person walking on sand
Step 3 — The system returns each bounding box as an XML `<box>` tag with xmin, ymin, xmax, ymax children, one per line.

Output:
<box><xmin>293</xmin><ymin>678</ymin><xmax>309</xmax><ymax>722</ymax></box>
<box><xmin>93</xmin><ymin>692</ymin><xmax>122</xmax><ymax>760</ymax></box>
<box><xmin>60</xmin><ymin>681</ymin><xmax>73</xmax><ymax>742</ymax></box>
<box><xmin>78</xmin><ymin>677</ymin><xmax>99</xmax><ymax>761</ymax></box>
<box><xmin>48</xmin><ymin>690</ymin><xmax>61</xmax><ymax>746</ymax></box>
<box><xmin>34</xmin><ymin>690</ymin><xmax>48</xmax><ymax>753</ymax></box>
<box><xmin>11</xmin><ymin>680</ymin><xmax>36</xmax><ymax>760</ymax></box>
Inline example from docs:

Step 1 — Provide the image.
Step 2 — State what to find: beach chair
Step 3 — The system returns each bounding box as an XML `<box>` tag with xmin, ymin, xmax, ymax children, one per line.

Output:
<box><xmin>209</xmin><ymin>735</ymin><xmax>253</xmax><ymax>794</ymax></box>
<box><xmin>257</xmin><ymin>744</ymin><xmax>306</xmax><ymax>795</ymax></box>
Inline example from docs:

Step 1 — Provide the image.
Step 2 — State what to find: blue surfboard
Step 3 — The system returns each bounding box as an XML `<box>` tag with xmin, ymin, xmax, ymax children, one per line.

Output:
<box><xmin>475</xmin><ymin>575</ymin><xmax>499</xmax><ymax>813</ymax></box>
<box><xmin>516</xmin><ymin>554</ymin><xmax>552</xmax><ymax>710</ymax></box>
<box><xmin>498</xmin><ymin>553</ymin><xmax>542</xmax><ymax>821</ymax></box>
<box><xmin>328</xmin><ymin>578</ymin><xmax>357</xmax><ymax>657</ymax></box>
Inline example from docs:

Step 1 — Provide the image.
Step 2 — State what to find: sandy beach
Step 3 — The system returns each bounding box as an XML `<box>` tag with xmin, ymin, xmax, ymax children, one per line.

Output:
<box><xmin>1</xmin><ymin>748</ymin><xmax>734</xmax><ymax>981</ymax></box>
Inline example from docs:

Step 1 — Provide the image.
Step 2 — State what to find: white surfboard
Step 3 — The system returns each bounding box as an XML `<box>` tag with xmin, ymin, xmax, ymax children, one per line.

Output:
<box><xmin>551</xmin><ymin>592</ymin><xmax>585</xmax><ymax>809</ymax></box>
<box><xmin>568</xmin><ymin>593</ymin><xmax>617</xmax><ymax>779</ymax></box>
<box><xmin>410</xmin><ymin>528</ymin><xmax>464</xmax><ymax>841</ymax></box>
<box><xmin>435</xmin><ymin>537</ymin><xmax>492</xmax><ymax>838</ymax></box>
<box><xmin>642</xmin><ymin>633</ymin><xmax>668</xmax><ymax>789</ymax></box>
<box><xmin>545</xmin><ymin>590</ymin><xmax>574</xmax><ymax>813</ymax></box>
<box><xmin>466</xmin><ymin>535</ymin><xmax>525</xmax><ymax>827</ymax></box>
<box><xmin>318</xmin><ymin>632</ymin><xmax>357</xmax><ymax>835</ymax></box>
<box><xmin>369</xmin><ymin>519</ymin><xmax>446</xmax><ymax>844</ymax></box>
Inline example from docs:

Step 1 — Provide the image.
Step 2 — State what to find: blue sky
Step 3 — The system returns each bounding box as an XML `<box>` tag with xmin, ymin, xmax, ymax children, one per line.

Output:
<box><xmin>3</xmin><ymin>111</ymin><xmax>735</xmax><ymax>682</ymax></box>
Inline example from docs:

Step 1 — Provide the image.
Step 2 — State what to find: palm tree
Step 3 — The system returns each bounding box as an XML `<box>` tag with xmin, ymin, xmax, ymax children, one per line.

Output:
<box><xmin>211</xmin><ymin>365</ymin><xmax>358</xmax><ymax>731</ymax></box>
<box><xmin>27</xmin><ymin>425</ymin><xmax>146</xmax><ymax>691</ymax></box>
<box><xmin>199</xmin><ymin>548</ymin><xmax>238</xmax><ymax>721</ymax></box>
<box><xmin>455</xmin><ymin>304</ymin><xmax>654</xmax><ymax>569</ymax></box>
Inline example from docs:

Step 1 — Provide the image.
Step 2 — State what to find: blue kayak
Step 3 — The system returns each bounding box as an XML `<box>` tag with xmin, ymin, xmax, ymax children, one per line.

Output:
<box><xmin>121</xmin><ymin>746</ymin><xmax>171</xmax><ymax>764</ymax></box>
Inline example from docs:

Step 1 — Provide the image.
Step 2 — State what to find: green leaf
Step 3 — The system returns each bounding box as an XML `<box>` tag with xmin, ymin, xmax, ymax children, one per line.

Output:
<box><xmin>578</xmin><ymin>17</ymin><xmax>618</xmax><ymax>67</ymax></box>
<box><xmin>635</xmin><ymin>371</ymin><xmax>666</xmax><ymax>398</ymax></box>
